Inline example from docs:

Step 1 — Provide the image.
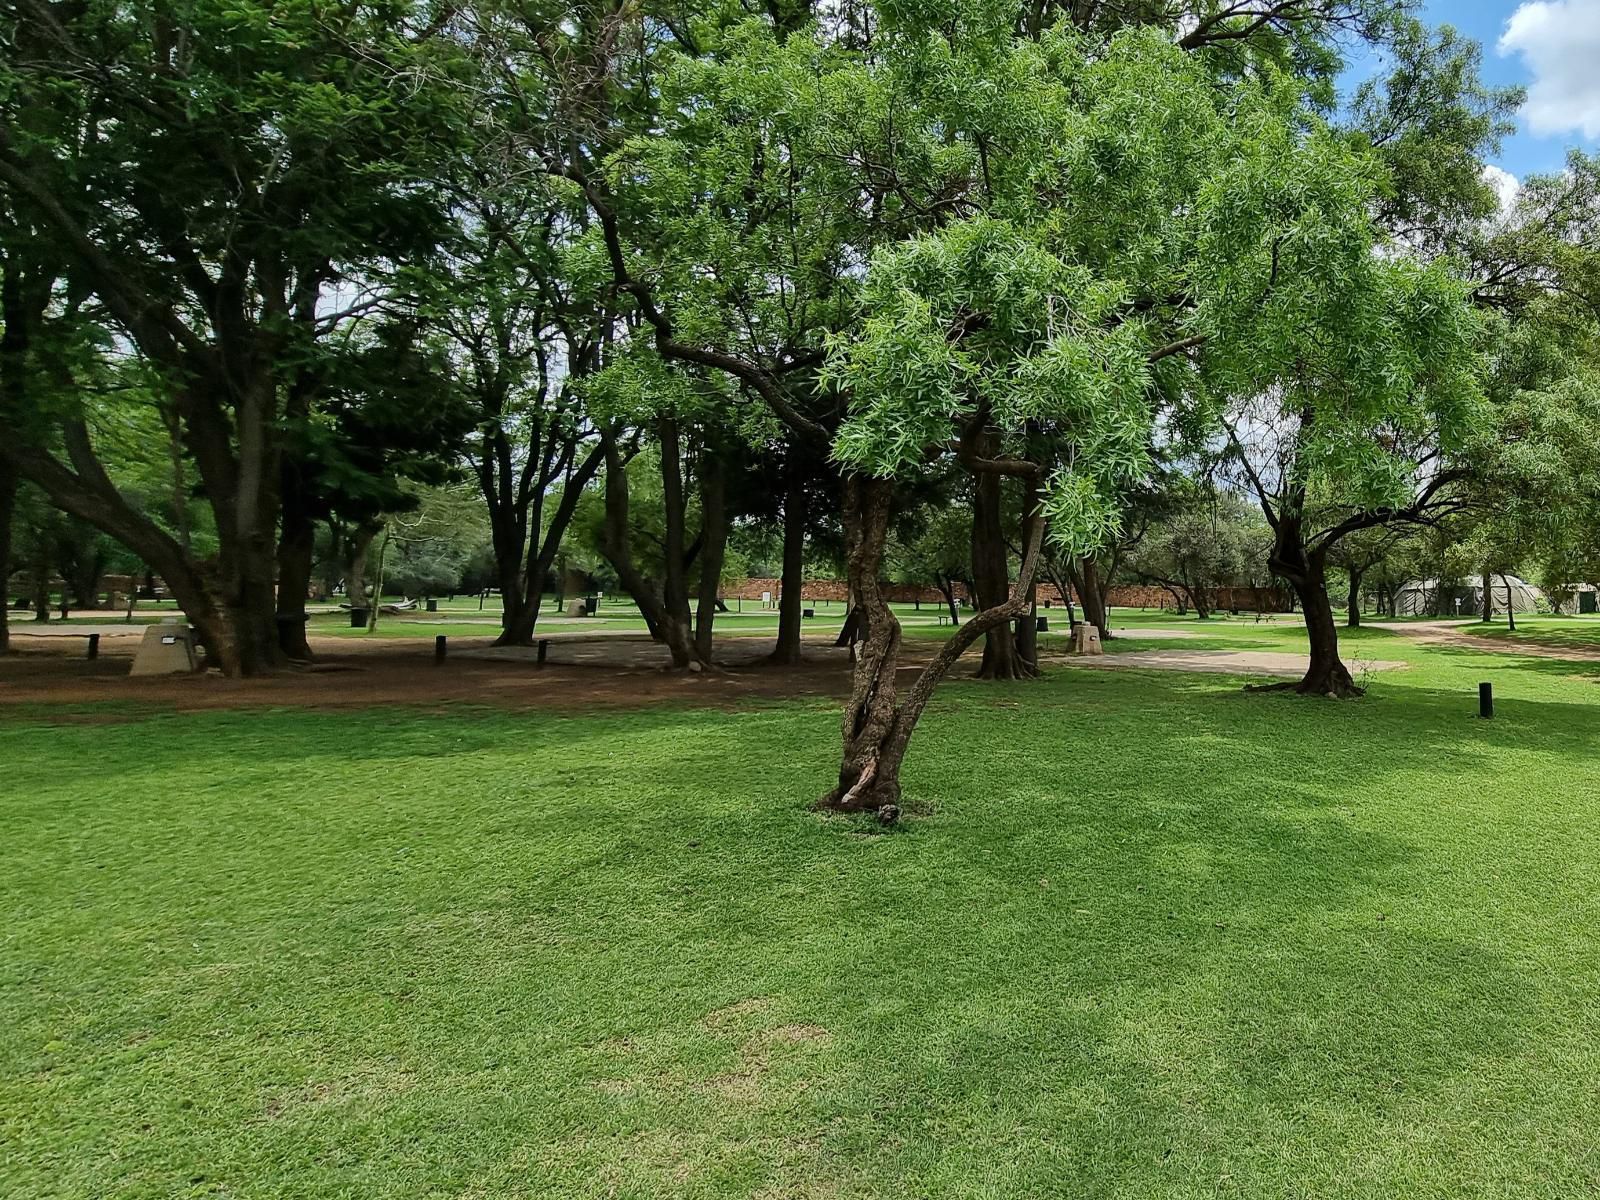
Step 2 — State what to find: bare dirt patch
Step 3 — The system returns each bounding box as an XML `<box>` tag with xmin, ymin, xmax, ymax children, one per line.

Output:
<box><xmin>1060</xmin><ymin>648</ymin><xmax>1408</xmax><ymax>677</ymax></box>
<box><xmin>0</xmin><ymin>632</ymin><xmax>870</xmax><ymax>713</ymax></box>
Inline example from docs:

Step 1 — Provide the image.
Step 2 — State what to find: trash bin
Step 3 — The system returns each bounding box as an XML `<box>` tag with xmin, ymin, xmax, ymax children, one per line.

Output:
<box><xmin>584</xmin><ymin>596</ymin><xmax>599</xmax><ymax>616</ymax></box>
<box><xmin>426</xmin><ymin>598</ymin><xmax>438</xmax><ymax>613</ymax></box>
<box><xmin>349</xmin><ymin>607</ymin><xmax>370</xmax><ymax>628</ymax></box>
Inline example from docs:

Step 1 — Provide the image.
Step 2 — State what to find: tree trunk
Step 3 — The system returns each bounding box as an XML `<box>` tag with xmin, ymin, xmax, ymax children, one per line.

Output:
<box><xmin>487</xmin><ymin>496</ymin><xmax>530</xmax><ymax>637</ymax></box>
<box><xmin>497</xmin><ymin>439</ymin><xmax>607</xmax><ymax>647</ymax></box>
<box><xmin>694</xmin><ymin>450</ymin><xmax>728</xmax><ymax>661</ymax></box>
<box><xmin>820</xmin><ymin>477</ymin><xmax>1048</xmax><ymax>817</ymax></box>
<box><xmin>1481</xmin><ymin>571</ymin><xmax>1493</xmax><ymax>623</ymax></box>
<box><xmin>275</xmin><ymin>469</ymin><xmax>316</xmax><ymax>661</ymax></box>
<box><xmin>936</xmin><ymin>573</ymin><xmax>961</xmax><ymax>626</ymax></box>
<box><xmin>596</xmin><ymin>428</ymin><xmax>707</xmax><ymax>670</ymax></box>
<box><xmin>970</xmin><ymin>462</ymin><xmax>1034</xmax><ymax>680</ymax></box>
<box><xmin>1502</xmin><ymin>574</ymin><xmax>1516</xmax><ymax>631</ymax></box>
<box><xmin>345</xmin><ymin>522</ymin><xmax>379</xmax><ymax>610</ymax></box>
<box><xmin>1014</xmin><ymin>477</ymin><xmax>1042</xmax><ymax>667</ymax></box>
<box><xmin>0</xmin><ymin>457</ymin><xmax>13</xmax><ymax>653</ymax></box>
<box><xmin>30</xmin><ymin>547</ymin><xmax>49</xmax><ymax>621</ymax></box>
<box><xmin>1346</xmin><ymin>567</ymin><xmax>1364</xmax><ymax>628</ymax></box>
<box><xmin>769</xmin><ymin>456</ymin><xmax>807</xmax><ymax>665</ymax></box>
<box><xmin>1078</xmin><ymin>556</ymin><xmax>1110</xmax><ymax>639</ymax></box>
<box><xmin>1271</xmin><ymin>526</ymin><xmax>1359</xmax><ymax>697</ymax></box>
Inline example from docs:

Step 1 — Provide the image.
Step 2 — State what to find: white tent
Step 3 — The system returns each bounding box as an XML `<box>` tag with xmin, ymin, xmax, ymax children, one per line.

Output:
<box><xmin>1395</xmin><ymin>576</ymin><xmax>1543</xmax><ymax>617</ymax></box>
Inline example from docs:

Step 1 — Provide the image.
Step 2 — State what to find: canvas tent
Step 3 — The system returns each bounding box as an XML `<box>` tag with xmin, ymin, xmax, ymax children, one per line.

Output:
<box><xmin>1395</xmin><ymin>576</ymin><xmax>1544</xmax><ymax>618</ymax></box>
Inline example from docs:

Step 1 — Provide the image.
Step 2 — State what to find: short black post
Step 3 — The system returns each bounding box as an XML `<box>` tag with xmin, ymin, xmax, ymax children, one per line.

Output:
<box><xmin>86</xmin><ymin>633</ymin><xmax>100</xmax><ymax>660</ymax></box>
<box><xmin>435</xmin><ymin>635</ymin><xmax>447</xmax><ymax>664</ymax></box>
<box><xmin>537</xmin><ymin>639</ymin><xmax>549</xmax><ymax>665</ymax></box>
<box><xmin>1478</xmin><ymin>681</ymin><xmax>1493</xmax><ymax>719</ymax></box>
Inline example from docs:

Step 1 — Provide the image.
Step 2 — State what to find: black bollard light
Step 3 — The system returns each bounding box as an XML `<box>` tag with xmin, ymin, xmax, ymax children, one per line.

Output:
<box><xmin>435</xmin><ymin>635</ymin><xmax>447</xmax><ymax>664</ymax></box>
<box><xmin>86</xmin><ymin>633</ymin><xmax>100</xmax><ymax>660</ymax></box>
<box><xmin>1478</xmin><ymin>681</ymin><xmax>1493</xmax><ymax>719</ymax></box>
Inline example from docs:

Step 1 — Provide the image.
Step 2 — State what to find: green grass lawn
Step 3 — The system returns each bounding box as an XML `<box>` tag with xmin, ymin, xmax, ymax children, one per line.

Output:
<box><xmin>6</xmin><ymin>619</ymin><xmax>1600</xmax><ymax>1197</ymax></box>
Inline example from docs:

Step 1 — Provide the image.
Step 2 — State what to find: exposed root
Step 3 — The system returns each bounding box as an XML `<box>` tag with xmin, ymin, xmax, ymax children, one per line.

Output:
<box><xmin>1244</xmin><ymin>678</ymin><xmax>1365</xmax><ymax>698</ymax></box>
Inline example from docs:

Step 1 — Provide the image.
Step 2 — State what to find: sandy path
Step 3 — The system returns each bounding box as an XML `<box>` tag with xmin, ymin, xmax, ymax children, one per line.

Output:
<box><xmin>1058</xmin><ymin>648</ymin><xmax>1408</xmax><ymax>677</ymax></box>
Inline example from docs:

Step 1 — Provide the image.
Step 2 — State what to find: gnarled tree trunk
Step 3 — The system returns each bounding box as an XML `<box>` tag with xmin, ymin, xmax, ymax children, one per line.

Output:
<box><xmin>819</xmin><ymin>477</ymin><xmax>1046</xmax><ymax>817</ymax></box>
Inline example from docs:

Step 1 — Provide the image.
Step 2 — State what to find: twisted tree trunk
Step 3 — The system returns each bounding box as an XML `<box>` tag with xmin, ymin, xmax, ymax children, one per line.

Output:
<box><xmin>819</xmin><ymin>477</ymin><xmax>1046</xmax><ymax>817</ymax></box>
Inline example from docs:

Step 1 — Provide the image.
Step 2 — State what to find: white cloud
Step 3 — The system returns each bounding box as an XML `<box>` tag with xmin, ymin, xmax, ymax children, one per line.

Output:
<box><xmin>1483</xmin><ymin>164</ymin><xmax>1521</xmax><ymax>212</ymax></box>
<box><xmin>1499</xmin><ymin>0</ymin><xmax>1600</xmax><ymax>138</ymax></box>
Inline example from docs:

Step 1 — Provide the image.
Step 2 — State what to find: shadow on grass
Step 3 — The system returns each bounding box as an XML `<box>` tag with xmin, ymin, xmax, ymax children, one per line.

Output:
<box><xmin>3</xmin><ymin>662</ymin><xmax>1592</xmax><ymax>1194</ymax></box>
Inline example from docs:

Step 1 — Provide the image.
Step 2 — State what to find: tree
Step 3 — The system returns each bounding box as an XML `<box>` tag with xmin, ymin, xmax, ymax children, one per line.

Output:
<box><xmin>1128</xmin><ymin>488</ymin><xmax>1262</xmax><ymax>618</ymax></box>
<box><xmin>816</xmin><ymin>18</ymin><xmax>1410</xmax><ymax>810</ymax></box>
<box><xmin>0</xmin><ymin>0</ymin><xmax>469</xmax><ymax>674</ymax></box>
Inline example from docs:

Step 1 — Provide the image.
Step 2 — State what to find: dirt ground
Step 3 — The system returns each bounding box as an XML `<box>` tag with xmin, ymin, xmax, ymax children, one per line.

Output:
<box><xmin>2</xmin><ymin>620</ymin><xmax>1452</xmax><ymax>713</ymax></box>
<box><xmin>0</xmin><ymin>629</ymin><xmax>884</xmax><ymax>712</ymax></box>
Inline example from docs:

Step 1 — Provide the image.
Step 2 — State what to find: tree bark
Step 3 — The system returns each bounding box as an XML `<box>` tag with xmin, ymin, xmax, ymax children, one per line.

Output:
<box><xmin>1346</xmin><ymin>567</ymin><xmax>1364</xmax><ymax>628</ymax></box>
<box><xmin>693</xmin><ymin>449</ymin><xmax>728</xmax><ymax>661</ymax></box>
<box><xmin>345</xmin><ymin>522</ymin><xmax>379</xmax><ymax>611</ymax></box>
<box><xmin>769</xmin><ymin>456</ymin><xmax>807</xmax><ymax>665</ymax></box>
<box><xmin>0</xmin><ymin>457</ymin><xmax>14</xmax><ymax>653</ymax></box>
<box><xmin>819</xmin><ymin>477</ymin><xmax>1048</xmax><ymax>816</ymax></box>
<box><xmin>1014</xmin><ymin>477</ymin><xmax>1041</xmax><ymax>668</ymax></box>
<box><xmin>1270</xmin><ymin>522</ymin><xmax>1358</xmax><ymax>696</ymax></box>
<box><xmin>1481</xmin><ymin>571</ymin><xmax>1493</xmax><ymax>623</ymax></box>
<box><xmin>596</xmin><ymin>427</ymin><xmax>707</xmax><ymax>669</ymax></box>
<box><xmin>275</xmin><ymin>464</ymin><xmax>316</xmax><ymax>661</ymax></box>
<box><xmin>496</xmin><ymin>439</ymin><xmax>607</xmax><ymax>647</ymax></box>
<box><xmin>970</xmin><ymin>461</ymin><xmax>1034</xmax><ymax>680</ymax></box>
<box><xmin>1078</xmin><ymin>556</ymin><xmax>1110</xmax><ymax>639</ymax></box>
<box><xmin>1502</xmin><ymin>573</ymin><xmax>1516</xmax><ymax>631</ymax></box>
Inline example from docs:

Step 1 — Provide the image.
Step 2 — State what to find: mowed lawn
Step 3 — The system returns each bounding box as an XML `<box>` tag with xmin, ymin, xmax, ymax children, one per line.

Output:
<box><xmin>5</xmin><ymin>621</ymin><xmax>1600</xmax><ymax>1198</ymax></box>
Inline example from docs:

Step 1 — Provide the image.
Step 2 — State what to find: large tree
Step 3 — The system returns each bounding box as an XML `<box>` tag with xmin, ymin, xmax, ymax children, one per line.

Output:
<box><xmin>817</xmin><ymin>20</ymin><xmax>1417</xmax><ymax>811</ymax></box>
<box><xmin>0</xmin><ymin>0</ymin><xmax>468</xmax><ymax>673</ymax></box>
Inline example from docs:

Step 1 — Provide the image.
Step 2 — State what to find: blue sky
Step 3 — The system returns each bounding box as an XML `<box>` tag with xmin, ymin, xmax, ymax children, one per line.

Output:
<box><xmin>1345</xmin><ymin>0</ymin><xmax>1600</xmax><ymax>184</ymax></box>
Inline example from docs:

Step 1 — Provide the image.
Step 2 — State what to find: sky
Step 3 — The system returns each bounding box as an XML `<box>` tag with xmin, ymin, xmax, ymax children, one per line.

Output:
<box><xmin>1346</xmin><ymin>0</ymin><xmax>1600</xmax><ymax>192</ymax></box>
